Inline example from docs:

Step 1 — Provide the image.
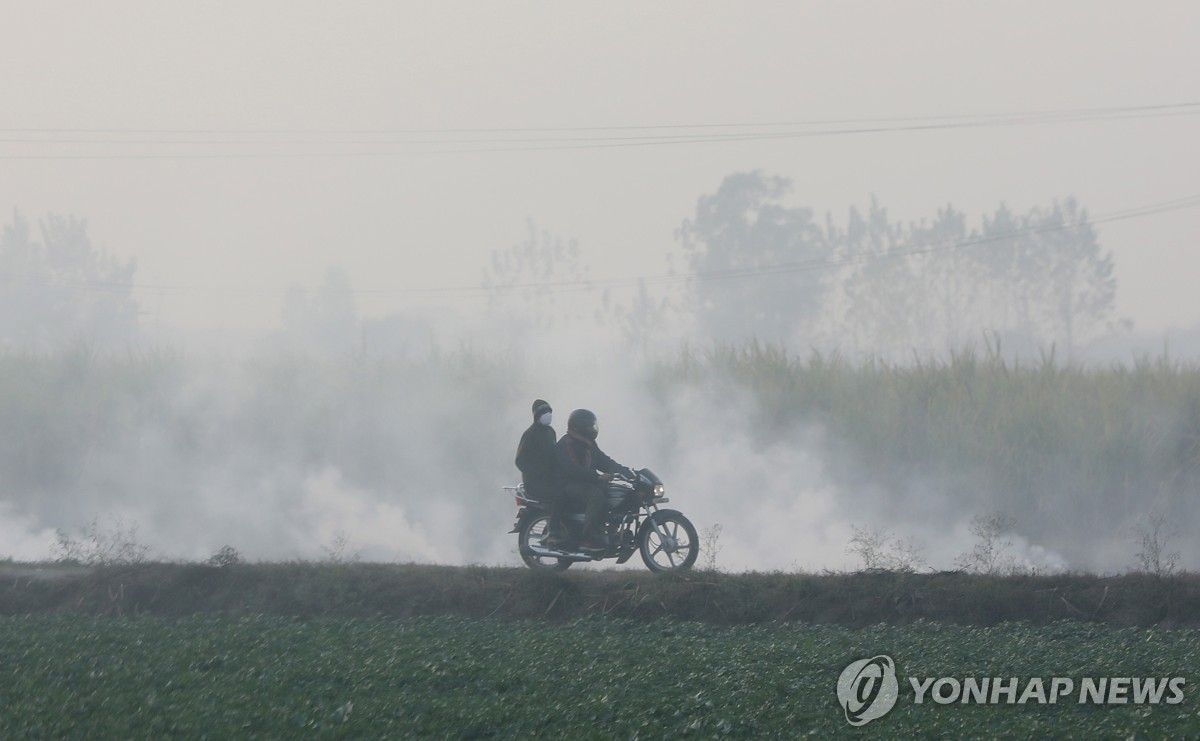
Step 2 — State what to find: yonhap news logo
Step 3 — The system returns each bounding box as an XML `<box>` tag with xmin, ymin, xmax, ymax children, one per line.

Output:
<box><xmin>835</xmin><ymin>655</ymin><xmax>1187</xmax><ymax>726</ymax></box>
<box><xmin>837</xmin><ymin>655</ymin><xmax>899</xmax><ymax>726</ymax></box>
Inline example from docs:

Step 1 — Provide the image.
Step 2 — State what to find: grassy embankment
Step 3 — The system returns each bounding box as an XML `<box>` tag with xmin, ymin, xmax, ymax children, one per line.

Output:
<box><xmin>4</xmin><ymin>562</ymin><xmax>1200</xmax><ymax>627</ymax></box>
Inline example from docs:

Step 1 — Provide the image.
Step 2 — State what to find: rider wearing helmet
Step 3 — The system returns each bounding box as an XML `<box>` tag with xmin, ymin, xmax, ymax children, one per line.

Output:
<box><xmin>553</xmin><ymin>408</ymin><xmax>631</xmax><ymax>552</ymax></box>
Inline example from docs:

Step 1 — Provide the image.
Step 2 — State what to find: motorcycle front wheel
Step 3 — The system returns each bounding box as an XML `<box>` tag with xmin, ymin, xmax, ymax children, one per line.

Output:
<box><xmin>639</xmin><ymin>510</ymin><xmax>699</xmax><ymax>572</ymax></box>
<box><xmin>518</xmin><ymin>513</ymin><xmax>572</xmax><ymax>571</ymax></box>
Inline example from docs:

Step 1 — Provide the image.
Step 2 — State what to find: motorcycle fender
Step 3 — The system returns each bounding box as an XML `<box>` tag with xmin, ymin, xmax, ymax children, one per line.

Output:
<box><xmin>636</xmin><ymin>509</ymin><xmax>685</xmax><ymax>545</ymax></box>
<box><xmin>510</xmin><ymin>507</ymin><xmax>530</xmax><ymax>534</ymax></box>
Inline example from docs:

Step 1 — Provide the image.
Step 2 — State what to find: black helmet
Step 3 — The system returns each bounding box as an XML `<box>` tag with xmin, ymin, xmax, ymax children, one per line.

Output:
<box><xmin>568</xmin><ymin>409</ymin><xmax>598</xmax><ymax>440</ymax></box>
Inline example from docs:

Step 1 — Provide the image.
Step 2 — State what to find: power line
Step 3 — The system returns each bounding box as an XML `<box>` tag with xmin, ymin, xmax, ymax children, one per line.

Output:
<box><xmin>4</xmin><ymin>100</ymin><xmax>1198</xmax><ymax>135</ymax></box>
<box><xmin>1</xmin><ymin>101</ymin><xmax>1197</xmax><ymax>160</ymax></box>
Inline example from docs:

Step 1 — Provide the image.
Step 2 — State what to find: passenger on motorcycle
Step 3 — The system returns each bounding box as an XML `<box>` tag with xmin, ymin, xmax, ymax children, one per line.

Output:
<box><xmin>515</xmin><ymin>399</ymin><xmax>560</xmax><ymax>541</ymax></box>
<box><xmin>553</xmin><ymin>408</ymin><xmax>632</xmax><ymax>553</ymax></box>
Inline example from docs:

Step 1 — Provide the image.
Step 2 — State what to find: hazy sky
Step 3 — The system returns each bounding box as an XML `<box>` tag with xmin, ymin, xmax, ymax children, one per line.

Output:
<box><xmin>2</xmin><ymin>1</ymin><xmax>1197</xmax><ymax>335</ymax></box>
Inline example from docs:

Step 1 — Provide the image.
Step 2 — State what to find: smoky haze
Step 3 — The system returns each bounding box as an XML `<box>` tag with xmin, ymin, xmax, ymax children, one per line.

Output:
<box><xmin>1</xmin><ymin>2</ymin><xmax>1199</xmax><ymax>573</ymax></box>
<box><xmin>1</xmin><ymin>219</ymin><xmax>1197</xmax><ymax>574</ymax></box>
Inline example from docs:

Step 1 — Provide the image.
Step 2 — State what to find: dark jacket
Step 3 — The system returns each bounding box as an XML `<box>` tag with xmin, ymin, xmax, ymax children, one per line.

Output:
<box><xmin>553</xmin><ymin>431</ymin><xmax>623</xmax><ymax>487</ymax></box>
<box><xmin>516</xmin><ymin>422</ymin><xmax>557</xmax><ymax>495</ymax></box>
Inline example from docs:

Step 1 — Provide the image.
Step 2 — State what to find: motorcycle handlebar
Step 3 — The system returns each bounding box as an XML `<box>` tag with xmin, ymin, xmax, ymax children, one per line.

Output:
<box><xmin>611</xmin><ymin>467</ymin><xmax>639</xmax><ymax>482</ymax></box>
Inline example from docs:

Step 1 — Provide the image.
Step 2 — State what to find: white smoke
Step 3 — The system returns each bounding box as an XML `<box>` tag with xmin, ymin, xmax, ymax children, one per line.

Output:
<box><xmin>0</xmin><ymin>502</ymin><xmax>57</xmax><ymax>561</ymax></box>
<box><xmin>0</xmin><ymin>330</ymin><xmax>1155</xmax><ymax>575</ymax></box>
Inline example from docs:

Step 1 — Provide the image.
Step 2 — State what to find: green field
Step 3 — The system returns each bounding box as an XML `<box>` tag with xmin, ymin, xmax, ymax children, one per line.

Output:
<box><xmin>1</xmin><ymin>615</ymin><xmax>1196</xmax><ymax>738</ymax></box>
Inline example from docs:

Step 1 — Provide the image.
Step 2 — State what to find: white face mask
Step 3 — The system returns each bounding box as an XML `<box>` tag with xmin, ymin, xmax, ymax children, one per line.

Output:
<box><xmin>538</xmin><ymin>411</ymin><xmax>553</xmax><ymax>426</ymax></box>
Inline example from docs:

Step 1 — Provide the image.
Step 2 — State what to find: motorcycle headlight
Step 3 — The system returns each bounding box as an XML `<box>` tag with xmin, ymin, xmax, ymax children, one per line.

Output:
<box><xmin>653</xmin><ymin>484</ymin><xmax>665</xmax><ymax>497</ymax></box>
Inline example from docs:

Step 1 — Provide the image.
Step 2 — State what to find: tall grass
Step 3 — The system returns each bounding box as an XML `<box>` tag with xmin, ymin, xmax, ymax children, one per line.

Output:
<box><xmin>652</xmin><ymin>342</ymin><xmax>1200</xmax><ymax>558</ymax></box>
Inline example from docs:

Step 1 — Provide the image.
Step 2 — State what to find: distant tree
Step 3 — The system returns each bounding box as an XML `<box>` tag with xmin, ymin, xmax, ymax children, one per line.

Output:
<box><xmin>840</xmin><ymin>202</ymin><xmax>984</xmax><ymax>358</ymax></box>
<box><xmin>973</xmin><ymin>200</ymin><xmax>1120</xmax><ymax>359</ymax></box>
<box><xmin>1027</xmin><ymin>200</ymin><xmax>1118</xmax><ymax>357</ymax></box>
<box><xmin>833</xmin><ymin>196</ymin><xmax>1121</xmax><ymax>360</ymax></box>
<box><xmin>678</xmin><ymin>172</ymin><xmax>833</xmax><ymax>344</ymax></box>
<box><xmin>481</xmin><ymin>219</ymin><xmax>597</xmax><ymax>333</ymax></box>
<box><xmin>0</xmin><ymin>210</ymin><xmax>139</xmax><ymax>349</ymax></box>
<box><xmin>612</xmin><ymin>277</ymin><xmax>672</xmax><ymax>349</ymax></box>
<box><xmin>911</xmin><ymin>205</ymin><xmax>978</xmax><ymax>347</ymax></box>
<box><xmin>836</xmin><ymin>199</ymin><xmax>913</xmax><ymax>356</ymax></box>
<box><xmin>282</xmin><ymin>267</ymin><xmax>358</xmax><ymax>354</ymax></box>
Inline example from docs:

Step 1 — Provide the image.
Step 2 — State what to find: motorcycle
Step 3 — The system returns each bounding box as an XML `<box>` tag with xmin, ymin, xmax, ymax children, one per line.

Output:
<box><xmin>505</xmin><ymin>468</ymin><xmax>699</xmax><ymax>572</ymax></box>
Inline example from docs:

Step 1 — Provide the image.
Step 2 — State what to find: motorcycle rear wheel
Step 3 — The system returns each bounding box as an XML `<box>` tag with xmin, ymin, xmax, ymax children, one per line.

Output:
<box><xmin>639</xmin><ymin>510</ymin><xmax>699</xmax><ymax>572</ymax></box>
<box><xmin>518</xmin><ymin>513</ymin><xmax>572</xmax><ymax>571</ymax></box>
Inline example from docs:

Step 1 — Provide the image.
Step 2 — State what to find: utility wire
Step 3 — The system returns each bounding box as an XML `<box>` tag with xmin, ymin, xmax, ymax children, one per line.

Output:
<box><xmin>4</xmin><ymin>100</ymin><xmax>1198</xmax><ymax>135</ymax></box>
<box><xmin>1</xmin><ymin>102</ymin><xmax>1197</xmax><ymax>159</ymax></box>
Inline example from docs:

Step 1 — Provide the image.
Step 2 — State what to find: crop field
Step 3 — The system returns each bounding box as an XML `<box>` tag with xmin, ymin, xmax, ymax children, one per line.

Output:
<box><xmin>1</xmin><ymin>614</ymin><xmax>1197</xmax><ymax>738</ymax></box>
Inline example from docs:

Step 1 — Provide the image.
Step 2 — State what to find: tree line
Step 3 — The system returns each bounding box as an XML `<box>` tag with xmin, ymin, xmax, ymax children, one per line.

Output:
<box><xmin>678</xmin><ymin>172</ymin><xmax>1121</xmax><ymax>360</ymax></box>
<box><xmin>1</xmin><ymin>172</ymin><xmax>1122</xmax><ymax>359</ymax></box>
